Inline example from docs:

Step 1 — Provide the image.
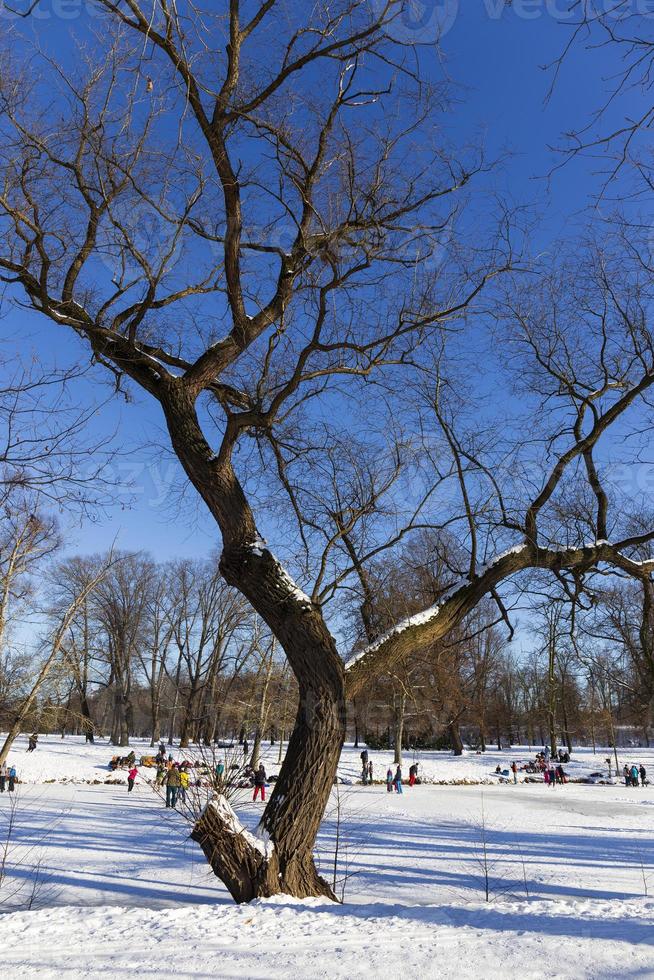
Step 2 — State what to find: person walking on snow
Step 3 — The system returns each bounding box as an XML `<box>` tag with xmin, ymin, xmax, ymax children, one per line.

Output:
<box><xmin>511</xmin><ymin>761</ymin><xmax>518</xmax><ymax>785</ymax></box>
<box><xmin>368</xmin><ymin>761</ymin><xmax>373</xmax><ymax>784</ymax></box>
<box><xmin>386</xmin><ymin>767</ymin><xmax>394</xmax><ymax>793</ymax></box>
<box><xmin>253</xmin><ymin>763</ymin><xmax>266</xmax><ymax>802</ymax></box>
<box><xmin>409</xmin><ymin>763</ymin><xmax>418</xmax><ymax>787</ymax></box>
<box><xmin>623</xmin><ymin>764</ymin><xmax>630</xmax><ymax>787</ymax></box>
<box><xmin>360</xmin><ymin>748</ymin><xmax>369</xmax><ymax>768</ymax></box>
<box><xmin>640</xmin><ymin>764</ymin><xmax>647</xmax><ymax>787</ymax></box>
<box><xmin>179</xmin><ymin>768</ymin><xmax>189</xmax><ymax>803</ymax></box>
<box><xmin>394</xmin><ymin>765</ymin><xmax>403</xmax><ymax>794</ymax></box>
<box><xmin>127</xmin><ymin>766</ymin><xmax>138</xmax><ymax>792</ymax></box>
<box><xmin>0</xmin><ymin>762</ymin><xmax>6</xmax><ymax>792</ymax></box>
<box><xmin>165</xmin><ymin>766</ymin><xmax>181</xmax><ymax>808</ymax></box>
<box><xmin>631</xmin><ymin>764</ymin><xmax>640</xmax><ymax>787</ymax></box>
<box><xmin>8</xmin><ymin>765</ymin><xmax>16</xmax><ymax>792</ymax></box>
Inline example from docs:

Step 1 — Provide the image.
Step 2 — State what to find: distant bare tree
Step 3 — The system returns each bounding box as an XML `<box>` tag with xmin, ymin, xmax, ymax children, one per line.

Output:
<box><xmin>0</xmin><ymin>551</ymin><xmax>118</xmax><ymax>763</ymax></box>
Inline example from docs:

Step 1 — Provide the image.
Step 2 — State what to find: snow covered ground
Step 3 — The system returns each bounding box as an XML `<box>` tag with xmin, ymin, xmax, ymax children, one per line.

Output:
<box><xmin>5</xmin><ymin>732</ymin><xmax>651</xmax><ymax>786</ymax></box>
<box><xmin>0</xmin><ymin>735</ymin><xmax>653</xmax><ymax>978</ymax></box>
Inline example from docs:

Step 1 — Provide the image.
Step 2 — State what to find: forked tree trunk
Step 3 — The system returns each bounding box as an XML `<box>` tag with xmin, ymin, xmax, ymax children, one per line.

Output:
<box><xmin>192</xmin><ymin>661</ymin><xmax>345</xmax><ymax>901</ymax></box>
<box><xmin>188</xmin><ymin>542</ymin><xmax>346</xmax><ymax>903</ymax></box>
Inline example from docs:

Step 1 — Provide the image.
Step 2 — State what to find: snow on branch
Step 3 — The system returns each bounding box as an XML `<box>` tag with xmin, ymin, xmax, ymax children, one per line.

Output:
<box><xmin>344</xmin><ymin>544</ymin><xmax>528</xmax><ymax>671</ymax></box>
<box><xmin>205</xmin><ymin>795</ymin><xmax>275</xmax><ymax>860</ymax></box>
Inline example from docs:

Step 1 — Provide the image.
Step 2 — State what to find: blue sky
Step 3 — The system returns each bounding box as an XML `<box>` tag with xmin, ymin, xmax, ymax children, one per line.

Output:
<box><xmin>0</xmin><ymin>0</ymin><xmax>638</xmax><ymax>571</ymax></box>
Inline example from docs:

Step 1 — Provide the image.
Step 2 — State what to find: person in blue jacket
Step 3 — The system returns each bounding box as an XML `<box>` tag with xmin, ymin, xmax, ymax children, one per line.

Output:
<box><xmin>8</xmin><ymin>765</ymin><xmax>16</xmax><ymax>792</ymax></box>
<box><xmin>394</xmin><ymin>765</ymin><xmax>403</xmax><ymax>794</ymax></box>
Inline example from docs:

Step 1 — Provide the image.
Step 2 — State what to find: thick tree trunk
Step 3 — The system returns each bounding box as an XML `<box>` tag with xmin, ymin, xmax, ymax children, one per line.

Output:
<box><xmin>193</xmin><ymin>666</ymin><xmax>344</xmax><ymax>901</ymax></box>
<box><xmin>79</xmin><ymin>692</ymin><xmax>95</xmax><ymax>743</ymax></box>
<box><xmin>161</xmin><ymin>388</ymin><xmax>344</xmax><ymax>901</ymax></box>
<box><xmin>188</xmin><ymin>542</ymin><xmax>346</xmax><ymax>902</ymax></box>
<box><xmin>561</xmin><ymin>698</ymin><xmax>572</xmax><ymax>754</ymax></box>
<box><xmin>150</xmin><ymin>697</ymin><xmax>160</xmax><ymax>747</ymax></box>
<box><xmin>547</xmin><ymin>623</ymin><xmax>558</xmax><ymax>758</ymax></box>
<box><xmin>168</xmin><ymin>658</ymin><xmax>182</xmax><ymax>746</ymax></box>
<box><xmin>179</xmin><ymin>681</ymin><xmax>199</xmax><ymax>749</ymax></box>
<box><xmin>250</xmin><ymin>653</ymin><xmax>273</xmax><ymax>769</ymax></box>
<box><xmin>393</xmin><ymin>690</ymin><xmax>405</xmax><ymax>765</ymax></box>
<box><xmin>449</xmin><ymin>720</ymin><xmax>464</xmax><ymax>756</ymax></box>
<box><xmin>250</xmin><ymin>727</ymin><xmax>262</xmax><ymax>769</ymax></box>
<box><xmin>110</xmin><ymin>688</ymin><xmax>130</xmax><ymax>747</ymax></box>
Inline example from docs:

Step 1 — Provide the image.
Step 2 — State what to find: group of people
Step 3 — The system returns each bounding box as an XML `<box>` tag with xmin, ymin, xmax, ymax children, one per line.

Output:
<box><xmin>0</xmin><ymin>762</ymin><xmax>16</xmax><ymax>792</ymax></box>
<box><xmin>534</xmin><ymin>747</ymin><xmax>570</xmax><ymax>768</ymax></box>
<box><xmin>360</xmin><ymin>750</ymin><xmax>374</xmax><ymax>784</ymax></box>
<box><xmin>386</xmin><ymin>765</ymin><xmax>404</xmax><ymax>793</ymax></box>
<box><xmin>542</xmin><ymin>764</ymin><xmax>567</xmax><ymax>786</ymax></box>
<box><xmin>532</xmin><ymin>747</ymin><xmax>569</xmax><ymax>785</ymax></box>
<box><xmin>386</xmin><ymin>762</ymin><xmax>420</xmax><ymax>792</ymax></box>
<box><xmin>361</xmin><ymin>749</ymin><xmax>421</xmax><ymax>792</ymax></box>
<box><xmin>496</xmin><ymin>752</ymin><xmax>569</xmax><ymax>786</ymax></box>
<box><xmin>151</xmin><ymin>757</ymin><xmax>192</xmax><ymax>808</ymax></box>
<box><xmin>623</xmin><ymin>763</ymin><xmax>647</xmax><ymax>787</ymax></box>
<box><xmin>151</xmin><ymin>749</ymin><xmax>267</xmax><ymax>806</ymax></box>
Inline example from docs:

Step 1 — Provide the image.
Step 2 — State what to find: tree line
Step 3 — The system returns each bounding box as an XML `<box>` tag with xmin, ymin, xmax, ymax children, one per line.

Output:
<box><xmin>0</xmin><ymin>530</ymin><xmax>651</xmax><ymax>769</ymax></box>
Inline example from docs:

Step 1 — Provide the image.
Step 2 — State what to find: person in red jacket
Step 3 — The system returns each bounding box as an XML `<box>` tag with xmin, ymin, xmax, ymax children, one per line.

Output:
<box><xmin>127</xmin><ymin>766</ymin><xmax>138</xmax><ymax>792</ymax></box>
<box><xmin>253</xmin><ymin>763</ymin><xmax>266</xmax><ymax>802</ymax></box>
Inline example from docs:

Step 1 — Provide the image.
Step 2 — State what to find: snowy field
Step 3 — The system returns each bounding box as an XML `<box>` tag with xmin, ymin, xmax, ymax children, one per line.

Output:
<box><xmin>0</xmin><ymin>736</ymin><xmax>653</xmax><ymax>978</ymax></box>
<box><xmin>5</xmin><ymin>732</ymin><xmax>651</xmax><ymax>786</ymax></box>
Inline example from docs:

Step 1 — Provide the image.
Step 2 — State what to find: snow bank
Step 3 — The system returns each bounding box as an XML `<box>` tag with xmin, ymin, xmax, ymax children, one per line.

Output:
<box><xmin>2</xmin><ymin>896</ymin><xmax>654</xmax><ymax>979</ymax></box>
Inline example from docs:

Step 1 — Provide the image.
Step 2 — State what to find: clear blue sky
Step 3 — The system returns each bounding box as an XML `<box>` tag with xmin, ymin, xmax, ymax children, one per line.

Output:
<box><xmin>1</xmin><ymin>2</ymin><xmax>633</xmax><ymax>566</ymax></box>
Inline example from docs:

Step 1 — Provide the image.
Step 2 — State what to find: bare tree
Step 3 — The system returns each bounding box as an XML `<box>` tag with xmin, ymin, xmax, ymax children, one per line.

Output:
<box><xmin>0</xmin><ymin>503</ymin><xmax>58</xmax><ymax>655</ymax></box>
<box><xmin>1</xmin><ymin>3</ymin><xmax>654</xmax><ymax>905</ymax></box>
<box><xmin>137</xmin><ymin>563</ymin><xmax>176</xmax><ymax>746</ymax></box>
<box><xmin>0</xmin><ymin>551</ymin><xmax>118</xmax><ymax>763</ymax></box>
<box><xmin>169</xmin><ymin>558</ymin><xmax>248</xmax><ymax>748</ymax></box>
<box><xmin>90</xmin><ymin>553</ymin><xmax>154</xmax><ymax>746</ymax></box>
